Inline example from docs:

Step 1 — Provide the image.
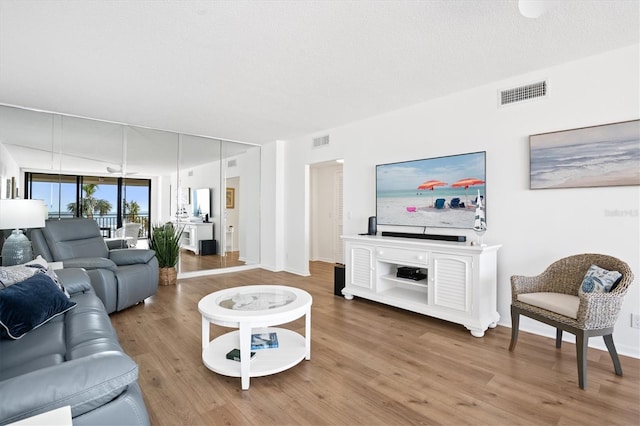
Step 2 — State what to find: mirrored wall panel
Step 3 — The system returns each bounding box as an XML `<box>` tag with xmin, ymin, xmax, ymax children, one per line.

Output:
<box><xmin>0</xmin><ymin>104</ymin><xmax>261</xmax><ymax>275</ymax></box>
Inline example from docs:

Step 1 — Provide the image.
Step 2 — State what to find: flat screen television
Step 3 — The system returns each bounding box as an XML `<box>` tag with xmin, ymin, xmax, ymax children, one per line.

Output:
<box><xmin>376</xmin><ymin>151</ymin><xmax>486</xmax><ymax>230</ymax></box>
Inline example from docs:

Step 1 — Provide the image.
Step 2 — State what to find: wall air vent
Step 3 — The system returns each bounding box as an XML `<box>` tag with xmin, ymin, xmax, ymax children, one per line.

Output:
<box><xmin>227</xmin><ymin>159</ymin><xmax>237</xmax><ymax>168</ymax></box>
<box><xmin>312</xmin><ymin>134</ymin><xmax>330</xmax><ymax>148</ymax></box>
<box><xmin>499</xmin><ymin>80</ymin><xmax>548</xmax><ymax>106</ymax></box>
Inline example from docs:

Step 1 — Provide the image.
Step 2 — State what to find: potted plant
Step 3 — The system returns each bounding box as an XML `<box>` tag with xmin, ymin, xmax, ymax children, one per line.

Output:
<box><xmin>149</xmin><ymin>222</ymin><xmax>183</xmax><ymax>286</ymax></box>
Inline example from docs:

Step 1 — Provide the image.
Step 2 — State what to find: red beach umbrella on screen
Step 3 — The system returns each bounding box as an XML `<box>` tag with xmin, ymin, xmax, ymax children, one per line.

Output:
<box><xmin>417</xmin><ymin>180</ymin><xmax>447</xmax><ymax>207</ymax></box>
<box><xmin>451</xmin><ymin>178</ymin><xmax>485</xmax><ymax>203</ymax></box>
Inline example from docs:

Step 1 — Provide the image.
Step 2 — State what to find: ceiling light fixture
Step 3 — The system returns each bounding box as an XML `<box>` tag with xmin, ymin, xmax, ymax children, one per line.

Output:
<box><xmin>518</xmin><ymin>0</ymin><xmax>549</xmax><ymax>19</ymax></box>
<box><xmin>107</xmin><ymin>126</ymin><xmax>137</xmax><ymax>176</ymax></box>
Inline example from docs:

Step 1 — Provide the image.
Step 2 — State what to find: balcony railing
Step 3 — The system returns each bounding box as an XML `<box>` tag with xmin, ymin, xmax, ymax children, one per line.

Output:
<box><xmin>46</xmin><ymin>213</ymin><xmax>150</xmax><ymax>240</ymax></box>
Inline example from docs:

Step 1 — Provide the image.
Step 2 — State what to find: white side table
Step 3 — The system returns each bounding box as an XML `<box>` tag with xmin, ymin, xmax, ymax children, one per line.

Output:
<box><xmin>225</xmin><ymin>226</ymin><xmax>234</xmax><ymax>253</ymax></box>
<box><xmin>198</xmin><ymin>285</ymin><xmax>312</xmax><ymax>390</ymax></box>
<box><xmin>8</xmin><ymin>406</ymin><xmax>72</xmax><ymax>426</ymax></box>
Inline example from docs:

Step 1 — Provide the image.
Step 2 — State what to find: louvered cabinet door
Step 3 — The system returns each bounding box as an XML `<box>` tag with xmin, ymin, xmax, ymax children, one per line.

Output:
<box><xmin>346</xmin><ymin>244</ymin><xmax>374</xmax><ymax>289</ymax></box>
<box><xmin>431</xmin><ymin>253</ymin><xmax>472</xmax><ymax>313</ymax></box>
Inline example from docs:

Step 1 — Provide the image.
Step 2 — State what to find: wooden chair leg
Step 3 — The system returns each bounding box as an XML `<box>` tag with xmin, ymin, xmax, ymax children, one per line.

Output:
<box><xmin>509</xmin><ymin>306</ymin><xmax>519</xmax><ymax>351</ymax></box>
<box><xmin>603</xmin><ymin>334</ymin><xmax>623</xmax><ymax>376</ymax></box>
<box><xmin>576</xmin><ymin>331</ymin><xmax>588</xmax><ymax>389</ymax></box>
<box><xmin>555</xmin><ymin>329</ymin><xmax>563</xmax><ymax>348</ymax></box>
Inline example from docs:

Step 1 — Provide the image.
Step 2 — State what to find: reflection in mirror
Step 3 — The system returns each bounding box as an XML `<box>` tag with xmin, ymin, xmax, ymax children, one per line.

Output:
<box><xmin>193</xmin><ymin>188</ymin><xmax>211</xmax><ymax>218</ymax></box>
<box><xmin>223</xmin><ymin>141</ymin><xmax>261</xmax><ymax>267</ymax></box>
<box><xmin>0</xmin><ymin>104</ymin><xmax>261</xmax><ymax>275</ymax></box>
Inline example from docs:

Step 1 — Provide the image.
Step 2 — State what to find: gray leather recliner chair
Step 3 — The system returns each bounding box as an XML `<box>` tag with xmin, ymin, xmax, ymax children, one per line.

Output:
<box><xmin>31</xmin><ymin>218</ymin><xmax>159</xmax><ymax>313</ymax></box>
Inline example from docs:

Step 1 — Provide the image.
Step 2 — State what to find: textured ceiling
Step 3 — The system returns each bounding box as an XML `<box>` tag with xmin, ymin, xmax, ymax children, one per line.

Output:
<box><xmin>0</xmin><ymin>0</ymin><xmax>638</xmax><ymax>145</ymax></box>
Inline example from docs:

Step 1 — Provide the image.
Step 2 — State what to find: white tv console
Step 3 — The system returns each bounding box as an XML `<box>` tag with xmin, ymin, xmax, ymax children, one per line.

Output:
<box><xmin>172</xmin><ymin>221</ymin><xmax>214</xmax><ymax>255</ymax></box>
<box><xmin>342</xmin><ymin>235</ymin><xmax>501</xmax><ymax>337</ymax></box>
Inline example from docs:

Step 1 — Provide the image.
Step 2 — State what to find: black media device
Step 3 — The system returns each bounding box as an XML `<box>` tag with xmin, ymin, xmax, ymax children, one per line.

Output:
<box><xmin>397</xmin><ymin>267</ymin><xmax>427</xmax><ymax>281</ymax></box>
<box><xmin>381</xmin><ymin>231</ymin><xmax>466</xmax><ymax>242</ymax></box>
<box><xmin>368</xmin><ymin>216</ymin><xmax>377</xmax><ymax>235</ymax></box>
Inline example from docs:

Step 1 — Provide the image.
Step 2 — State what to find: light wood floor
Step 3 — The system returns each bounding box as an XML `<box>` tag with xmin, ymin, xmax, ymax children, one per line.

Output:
<box><xmin>109</xmin><ymin>262</ymin><xmax>640</xmax><ymax>425</ymax></box>
<box><xmin>178</xmin><ymin>250</ymin><xmax>246</xmax><ymax>272</ymax></box>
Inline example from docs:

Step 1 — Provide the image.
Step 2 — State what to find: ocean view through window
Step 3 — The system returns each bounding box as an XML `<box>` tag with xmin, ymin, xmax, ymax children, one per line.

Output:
<box><xmin>25</xmin><ymin>173</ymin><xmax>151</xmax><ymax>239</ymax></box>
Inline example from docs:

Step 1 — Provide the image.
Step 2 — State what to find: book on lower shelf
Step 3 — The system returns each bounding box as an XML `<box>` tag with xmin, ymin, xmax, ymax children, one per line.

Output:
<box><xmin>251</xmin><ymin>332</ymin><xmax>279</xmax><ymax>349</ymax></box>
<box><xmin>226</xmin><ymin>348</ymin><xmax>256</xmax><ymax>362</ymax></box>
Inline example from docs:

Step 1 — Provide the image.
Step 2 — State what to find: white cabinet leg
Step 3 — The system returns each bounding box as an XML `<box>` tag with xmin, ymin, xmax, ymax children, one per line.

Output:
<box><xmin>465</xmin><ymin>325</ymin><xmax>486</xmax><ymax>338</ymax></box>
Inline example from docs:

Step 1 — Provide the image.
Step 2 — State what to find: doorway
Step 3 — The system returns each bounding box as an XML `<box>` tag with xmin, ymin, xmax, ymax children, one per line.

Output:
<box><xmin>309</xmin><ymin>160</ymin><xmax>344</xmax><ymax>265</ymax></box>
<box><xmin>225</xmin><ymin>177</ymin><xmax>240</xmax><ymax>255</ymax></box>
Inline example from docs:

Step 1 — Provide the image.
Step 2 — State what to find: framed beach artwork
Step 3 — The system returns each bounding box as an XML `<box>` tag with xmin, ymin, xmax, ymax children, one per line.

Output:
<box><xmin>530</xmin><ymin>120</ymin><xmax>640</xmax><ymax>190</ymax></box>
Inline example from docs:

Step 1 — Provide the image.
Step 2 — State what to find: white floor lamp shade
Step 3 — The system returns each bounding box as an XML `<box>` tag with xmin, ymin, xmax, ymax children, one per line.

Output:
<box><xmin>0</xmin><ymin>199</ymin><xmax>46</xmax><ymax>266</ymax></box>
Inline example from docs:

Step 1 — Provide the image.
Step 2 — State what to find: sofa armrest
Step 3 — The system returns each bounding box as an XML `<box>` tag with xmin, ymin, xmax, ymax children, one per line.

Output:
<box><xmin>109</xmin><ymin>249</ymin><xmax>156</xmax><ymax>266</ymax></box>
<box><xmin>0</xmin><ymin>351</ymin><xmax>138</xmax><ymax>424</ymax></box>
<box><xmin>63</xmin><ymin>257</ymin><xmax>118</xmax><ymax>272</ymax></box>
<box><xmin>106</xmin><ymin>239</ymin><xmax>128</xmax><ymax>250</ymax></box>
<box><xmin>55</xmin><ymin>268</ymin><xmax>92</xmax><ymax>295</ymax></box>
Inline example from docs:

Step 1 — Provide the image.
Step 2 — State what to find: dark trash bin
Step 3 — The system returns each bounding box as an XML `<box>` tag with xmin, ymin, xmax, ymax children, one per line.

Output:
<box><xmin>334</xmin><ymin>263</ymin><xmax>345</xmax><ymax>296</ymax></box>
<box><xmin>199</xmin><ymin>239</ymin><xmax>217</xmax><ymax>255</ymax></box>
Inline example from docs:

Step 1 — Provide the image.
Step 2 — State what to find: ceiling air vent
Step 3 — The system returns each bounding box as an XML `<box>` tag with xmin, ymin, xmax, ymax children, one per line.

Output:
<box><xmin>499</xmin><ymin>80</ymin><xmax>547</xmax><ymax>106</ymax></box>
<box><xmin>312</xmin><ymin>134</ymin><xmax>330</xmax><ymax>148</ymax></box>
<box><xmin>227</xmin><ymin>159</ymin><xmax>237</xmax><ymax>168</ymax></box>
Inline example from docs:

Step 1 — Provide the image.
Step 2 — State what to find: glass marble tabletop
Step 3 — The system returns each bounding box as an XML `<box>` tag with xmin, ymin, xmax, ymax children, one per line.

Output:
<box><xmin>199</xmin><ymin>285</ymin><xmax>312</xmax><ymax>322</ymax></box>
<box><xmin>216</xmin><ymin>290</ymin><xmax>297</xmax><ymax>311</ymax></box>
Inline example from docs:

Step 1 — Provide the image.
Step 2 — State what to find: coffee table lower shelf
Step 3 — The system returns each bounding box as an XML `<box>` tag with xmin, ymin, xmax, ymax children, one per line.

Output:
<box><xmin>202</xmin><ymin>327</ymin><xmax>307</xmax><ymax>378</ymax></box>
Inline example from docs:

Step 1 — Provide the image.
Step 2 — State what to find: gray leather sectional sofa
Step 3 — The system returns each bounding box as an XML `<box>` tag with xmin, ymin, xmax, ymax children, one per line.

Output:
<box><xmin>31</xmin><ymin>218</ymin><xmax>158</xmax><ymax>313</ymax></box>
<box><xmin>0</xmin><ymin>268</ymin><xmax>150</xmax><ymax>425</ymax></box>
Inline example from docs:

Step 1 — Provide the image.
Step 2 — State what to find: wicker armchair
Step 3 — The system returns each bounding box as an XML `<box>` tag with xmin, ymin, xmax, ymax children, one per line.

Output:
<box><xmin>114</xmin><ymin>222</ymin><xmax>142</xmax><ymax>247</ymax></box>
<box><xmin>509</xmin><ymin>253</ymin><xmax>634</xmax><ymax>389</ymax></box>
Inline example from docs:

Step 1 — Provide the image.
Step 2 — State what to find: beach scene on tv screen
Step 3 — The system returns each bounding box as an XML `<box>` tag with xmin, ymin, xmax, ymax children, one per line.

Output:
<box><xmin>376</xmin><ymin>151</ymin><xmax>486</xmax><ymax>229</ymax></box>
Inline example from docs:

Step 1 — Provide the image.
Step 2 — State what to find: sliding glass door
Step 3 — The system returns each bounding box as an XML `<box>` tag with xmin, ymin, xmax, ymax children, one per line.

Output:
<box><xmin>25</xmin><ymin>173</ymin><xmax>151</xmax><ymax>239</ymax></box>
<box><xmin>121</xmin><ymin>178</ymin><xmax>151</xmax><ymax>239</ymax></box>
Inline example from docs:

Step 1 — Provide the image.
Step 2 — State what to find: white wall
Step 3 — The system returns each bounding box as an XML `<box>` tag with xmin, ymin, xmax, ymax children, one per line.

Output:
<box><xmin>279</xmin><ymin>45</ymin><xmax>640</xmax><ymax>357</ymax></box>
<box><xmin>282</xmin><ymin>138</ymin><xmax>346</xmax><ymax>276</ymax></box>
<box><xmin>233</xmin><ymin>145</ymin><xmax>261</xmax><ymax>264</ymax></box>
<box><xmin>155</xmin><ymin>174</ymin><xmax>172</xmax><ymax>225</ymax></box>
<box><xmin>260</xmin><ymin>140</ymin><xmax>285</xmax><ymax>272</ymax></box>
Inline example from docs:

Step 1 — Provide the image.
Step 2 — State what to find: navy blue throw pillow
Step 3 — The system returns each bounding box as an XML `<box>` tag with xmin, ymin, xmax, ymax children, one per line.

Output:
<box><xmin>0</xmin><ymin>273</ymin><xmax>76</xmax><ymax>339</ymax></box>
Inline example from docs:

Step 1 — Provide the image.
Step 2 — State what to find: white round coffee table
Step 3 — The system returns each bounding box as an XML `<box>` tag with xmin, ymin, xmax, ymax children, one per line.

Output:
<box><xmin>198</xmin><ymin>285</ymin><xmax>312</xmax><ymax>390</ymax></box>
